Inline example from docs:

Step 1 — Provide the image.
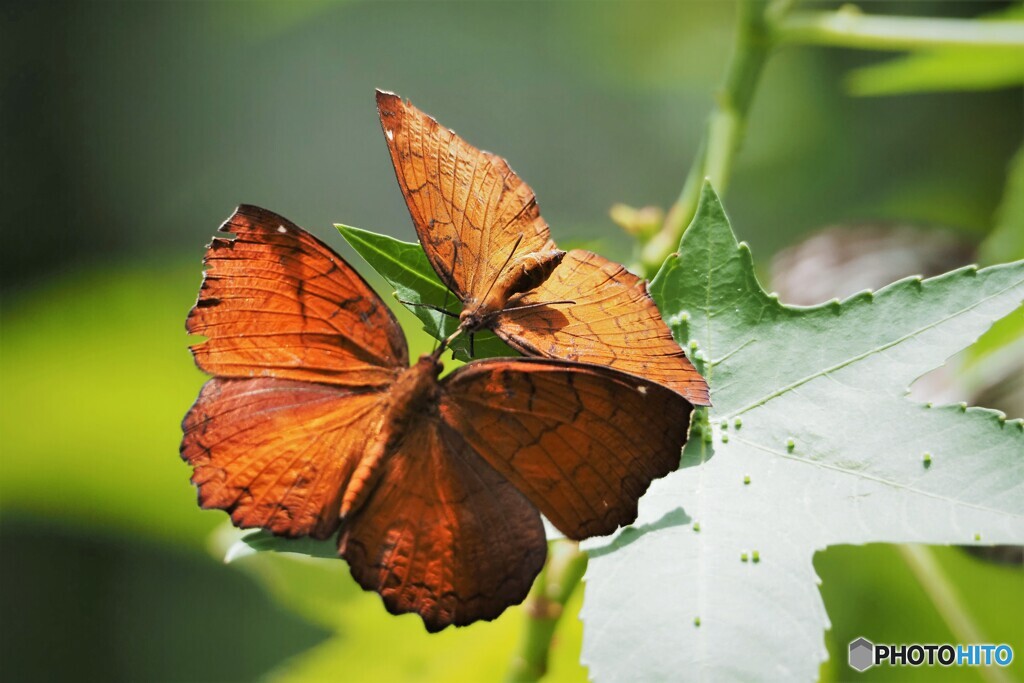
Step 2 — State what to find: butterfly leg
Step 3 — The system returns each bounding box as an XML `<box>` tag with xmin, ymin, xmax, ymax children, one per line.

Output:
<box><xmin>395</xmin><ymin>298</ymin><xmax>459</xmax><ymax>318</ymax></box>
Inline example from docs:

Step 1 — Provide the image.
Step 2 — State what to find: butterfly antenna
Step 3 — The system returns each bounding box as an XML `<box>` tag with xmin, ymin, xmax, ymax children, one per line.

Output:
<box><xmin>505</xmin><ymin>299</ymin><xmax>576</xmax><ymax>314</ymax></box>
<box><xmin>394</xmin><ymin>297</ymin><xmax>459</xmax><ymax>318</ymax></box>
<box><xmin>431</xmin><ymin>241</ymin><xmax>461</xmax><ymax>355</ymax></box>
<box><xmin>469</xmin><ymin>233</ymin><xmax>523</xmax><ymax>331</ymax></box>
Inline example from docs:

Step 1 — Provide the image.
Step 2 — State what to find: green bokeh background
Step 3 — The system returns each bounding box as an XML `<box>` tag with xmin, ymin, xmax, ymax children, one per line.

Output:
<box><xmin>2</xmin><ymin>1</ymin><xmax>1021</xmax><ymax>681</ymax></box>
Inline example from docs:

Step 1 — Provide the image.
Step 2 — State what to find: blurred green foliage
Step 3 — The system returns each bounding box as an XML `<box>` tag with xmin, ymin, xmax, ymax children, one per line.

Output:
<box><xmin>817</xmin><ymin>544</ymin><xmax>1024</xmax><ymax>682</ymax></box>
<box><xmin>847</xmin><ymin>6</ymin><xmax>1024</xmax><ymax>96</ymax></box>
<box><xmin>2</xmin><ymin>0</ymin><xmax>1021</xmax><ymax>680</ymax></box>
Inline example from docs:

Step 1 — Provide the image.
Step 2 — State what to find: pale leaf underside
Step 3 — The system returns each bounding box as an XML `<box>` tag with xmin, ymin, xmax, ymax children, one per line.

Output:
<box><xmin>580</xmin><ymin>183</ymin><xmax>1024</xmax><ymax>682</ymax></box>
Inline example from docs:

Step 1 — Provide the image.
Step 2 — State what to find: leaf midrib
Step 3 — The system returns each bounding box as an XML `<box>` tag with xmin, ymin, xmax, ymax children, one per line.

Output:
<box><xmin>732</xmin><ymin>432</ymin><xmax>1024</xmax><ymax>521</ymax></box>
<box><xmin>715</xmin><ymin>274</ymin><xmax>1024</xmax><ymax>419</ymax></box>
<box><xmin>339</xmin><ymin>226</ymin><xmax>449</xmax><ymax>300</ymax></box>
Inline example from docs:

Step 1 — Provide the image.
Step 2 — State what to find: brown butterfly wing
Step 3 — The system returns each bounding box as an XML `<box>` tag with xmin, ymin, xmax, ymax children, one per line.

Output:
<box><xmin>181</xmin><ymin>378</ymin><xmax>385</xmax><ymax>539</ymax></box>
<box><xmin>376</xmin><ymin>90</ymin><xmax>554</xmax><ymax>302</ymax></box>
<box><xmin>441</xmin><ymin>357</ymin><xmax>693</xmax><ymax>540</ymax></box>
<box><xmin>493</xmin><ymin>249</ymin><xmax>711</xmax><ymax>406</ymax></box>
<box><xmin>339</xmin><ymin>417</ymin><xmax>547</xmax><ymax>632</ymax></box>
<box><xmin>188</xmin><ymin>204</ymin><xmax>408</xmax><ymax>387</ymax></box>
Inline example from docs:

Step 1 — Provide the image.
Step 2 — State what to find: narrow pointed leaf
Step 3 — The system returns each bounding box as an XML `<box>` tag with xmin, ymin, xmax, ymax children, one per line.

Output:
<box><xmin>336</xmin><ymin>224</ymin><xmax>512</xmax><ymax>361</ymax></box>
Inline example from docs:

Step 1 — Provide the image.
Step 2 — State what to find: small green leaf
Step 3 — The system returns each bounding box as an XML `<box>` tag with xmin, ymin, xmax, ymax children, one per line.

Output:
<box><xmin>224</xmin><ymin>528</ymin><xmax>339</xmax><ymax>563</ymax></box>
<box><xmin>336</xmin><ymin>224</ymin><xmax>513</xmax><ymax>362</ymax></box>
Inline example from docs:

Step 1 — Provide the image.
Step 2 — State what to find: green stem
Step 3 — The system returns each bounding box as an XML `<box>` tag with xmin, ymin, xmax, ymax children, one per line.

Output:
<box><xmin>777</xmin><ymin>7</ymin><xmax>1024</xmax><ymax>51</ymax></box>
<box><xmin>505</xmin><ymin>540</ymin><xmax>589</xmax><ymax>682</ymax></box>
<box><xmin>897</xmin><ymin>545</ymin><xmax>1013</xmax><ymax>683</ymax></box>
<box><xmin>640</xmin><ymin>0</ymin><xmax>774</xmax><ymax>276</ymax></box>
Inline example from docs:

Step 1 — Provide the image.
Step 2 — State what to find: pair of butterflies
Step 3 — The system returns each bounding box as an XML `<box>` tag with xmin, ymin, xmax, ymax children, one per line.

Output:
<box><xmin>181</xmin><ymin>91</ymin><xmax>710</xmax><ymax>632</ymax></box>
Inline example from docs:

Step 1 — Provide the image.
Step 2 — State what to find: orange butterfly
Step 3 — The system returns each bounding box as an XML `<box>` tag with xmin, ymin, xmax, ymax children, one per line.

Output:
<box><xmin>376</xmin><ymin>90</ymin><xmax>710</xmax><ymax>406</ymax></box>
<box><xmin>182</xmin><ymin>205</ymin><xmax>694</xmax><ymax>631</ymax></box>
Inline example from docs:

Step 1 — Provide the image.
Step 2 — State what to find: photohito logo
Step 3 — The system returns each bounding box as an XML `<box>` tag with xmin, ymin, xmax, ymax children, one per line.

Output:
<box><xmin>848</xmin><ymin>637</ymin><xmax>1013</xmax><ymax>672</ymax></box>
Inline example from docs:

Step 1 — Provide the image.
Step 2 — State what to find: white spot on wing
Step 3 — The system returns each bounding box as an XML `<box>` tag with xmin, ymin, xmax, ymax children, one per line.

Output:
<box><xmin>637</xmin><ymin>385</ymin><xmax>648</xmax><ymax>395</ymax></box>
<box><xmin>386</xmin><ymin>129</ymin><xmax>394</xmax><ymax>141</ymax></box>
<box><xmin>277</xmin><ymin>225</ymin><xmax>288</xmax><ymax>233</ymax></box>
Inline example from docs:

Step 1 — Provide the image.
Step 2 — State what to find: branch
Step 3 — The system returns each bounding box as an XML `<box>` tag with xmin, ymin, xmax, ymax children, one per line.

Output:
<box><xmin>897</xmin><ymin>545</ymin><xmax>1013</xmax><ymax>683</ymax></box>
<box><xmin>639</xmin><ymin>0</ymin><xmax>773</xmax><ymax>276</ymax></box>
<box><xmin>505</xmin><ymin>540</ymin><xmax>589</xmax><ymax>682</ymax></box>
<box><xmin>777</xmin><ymin>7</ymin><xmax>1024</xmax><ymax>51</ymax></box>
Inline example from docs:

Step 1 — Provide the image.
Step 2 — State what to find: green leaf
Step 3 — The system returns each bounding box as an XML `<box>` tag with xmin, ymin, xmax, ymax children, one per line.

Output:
<box><xmin>221</xmin><ymin>527</ymin><xmax>339</xmax><ymax>564</ymax></box>
<box><xmin>221</xmin><ymin>513</ymin><xmax>568</xmax><ymax>565</ymax></box>
<box><xmin>337</xmin><ymin>224</ymin><xmax>514</xmax><ymax>362</ymax></box>
<box><xmin>846</xmin><ymin>6</ymin><xmax>1024</xmax><ymax>96</ymax></box>
<box><xmin>580</xmin><ymin>183</ymin><xmax>1024</xmax><ymax>682</ymax></box>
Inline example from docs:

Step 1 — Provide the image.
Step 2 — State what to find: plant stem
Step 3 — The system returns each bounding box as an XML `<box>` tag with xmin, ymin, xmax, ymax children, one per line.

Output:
<box><xmin>897</xmin><ymin>545</ymin><xmax>1013</xmax><ymax>683</ymax></box>
<box><xmin>640</xmin><ymin>0</ymin><xmax>774</xmax><ymax>276</ymax></box>
<box><xmin>505</xmin><ymin>540</ymin><xmax>589</xmax><ymax>682</ymax></box>
<box><xmin>777</xmin><ymin>7</ymin><xmax>1024</xmax><ymax>51</ymax></box>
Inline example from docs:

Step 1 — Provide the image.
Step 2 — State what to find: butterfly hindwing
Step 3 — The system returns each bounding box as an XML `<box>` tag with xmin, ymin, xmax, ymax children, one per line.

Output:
<box><xmin>181</xmin><ymin>377</ymin><xmax>385</xmax><ymax>539</ymax></box>
<box><xmin>440</xmin><ymin>357</ymin><xmax>693</xmax><ymax>540</ymax></box>
<box><xmin>496</xmin><ymin>249</ymin><xmax>711</xmax><ymax>405</ymax></box>
<box><xmin>339</xmin><ymin>417</ymin><xmax>547</xmax><ymax>632</ymax></box>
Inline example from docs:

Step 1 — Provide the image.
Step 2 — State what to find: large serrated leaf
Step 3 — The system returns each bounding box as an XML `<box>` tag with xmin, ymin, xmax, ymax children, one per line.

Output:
<box><xmin>580</xmin><ymin>183</ymin><xmax>1024</xmax><ymax>682</ymax></box>
<box><xmin>336</xmin><ymin>224</ymin><xmax>514</xmax><ymax>362</ymax></box>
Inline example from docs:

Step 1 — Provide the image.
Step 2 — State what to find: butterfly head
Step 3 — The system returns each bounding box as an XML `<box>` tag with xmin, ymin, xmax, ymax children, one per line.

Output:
<box><xmin>457</xmin><ymin>306</ymin><xmax>490</xmax><ymax>333</ymax></box>
<box><xmin>384</xmin><ymin>354</ymin><xmax>445</xmax><ymax>425</ymax></box>
<box><xmin>416</xmin><ymin>352</ymin><xmax>445</xmax><ymax>376</ymax></box>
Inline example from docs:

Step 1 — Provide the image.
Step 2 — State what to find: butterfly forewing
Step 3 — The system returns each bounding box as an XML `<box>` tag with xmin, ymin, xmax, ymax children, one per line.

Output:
<box><xmin>440</xmin><ymin>357</ymin><xmax>693</xmax><ymax>540</ymax></box>
<box><xmin>497</xmin><ymin>249</ymin><xmax>711</xmax><ymax>405</ymax></box>
<box><xmin>376</xmin><ymin>90</ymin><xmax>553</xmax><ymax>303</ymax></box>
<box><xmin>340</xmin><ymin>417</ymin><xmax>547</xmax><ymax>632</ymax></box>
<box><xmin>188</xmin><ymin>204</ymin><xmax>408</xmax><ymax>387</ymax></box>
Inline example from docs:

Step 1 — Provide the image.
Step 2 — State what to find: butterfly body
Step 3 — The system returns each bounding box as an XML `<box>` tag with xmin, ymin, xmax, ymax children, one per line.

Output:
<box><xmin>340</xmin><ymin>354</ymin><xmax>441</xmax><ymax>519</ymax></box>
<box><xmin>459</xmin><ymin>248</ymin><xmax>567</xmax><ymax>331</ymax></box>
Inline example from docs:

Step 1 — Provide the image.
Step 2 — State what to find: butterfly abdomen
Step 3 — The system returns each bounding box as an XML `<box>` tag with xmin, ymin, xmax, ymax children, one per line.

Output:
<box><xmin>503</xmin><ymin>250</ymin><xmax>567</xmax><ymax>298</ymax></box>
<box><xmin>464</xmin><ymin>250</ymin><xmax>567</xmax><ymax>330</ymax></box>
<box><xmin>340</xmin><ymin>355</ymin><xmax>443</xmax><ymax>519</ymax></box>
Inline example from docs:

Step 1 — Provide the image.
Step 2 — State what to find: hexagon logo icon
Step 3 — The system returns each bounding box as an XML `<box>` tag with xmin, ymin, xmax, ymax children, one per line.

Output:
<box><xmin>849</xmin><ymin>637</ymin><xmax>875</xmax><ymax>672</ymax></box>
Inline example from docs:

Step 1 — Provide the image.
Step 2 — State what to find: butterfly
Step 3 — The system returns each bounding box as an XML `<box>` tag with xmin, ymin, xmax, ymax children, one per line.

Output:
<box><xmin>182</xmin><ymin>205</ymin><xmax>695</xmax><ymax>631</ymax></box>
<box><xmin>376</xmin><ymin>90</ymin><xmax>710</xmax><ymax>406</ymax></box>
